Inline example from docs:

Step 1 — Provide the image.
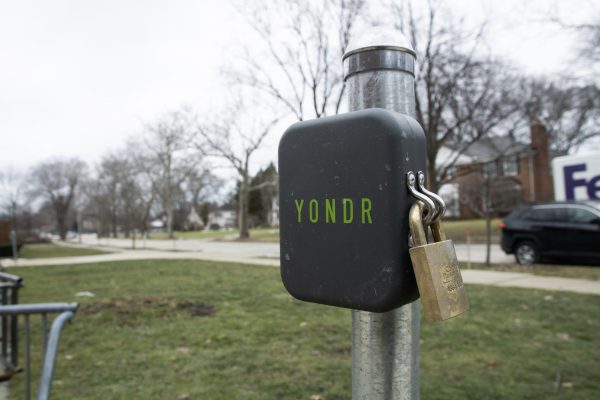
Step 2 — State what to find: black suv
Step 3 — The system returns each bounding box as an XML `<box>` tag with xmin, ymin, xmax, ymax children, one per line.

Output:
<box><xmin>500</xmin><ymin>201</ymin><xmax>600</xmax><ymax>265</ymax></box>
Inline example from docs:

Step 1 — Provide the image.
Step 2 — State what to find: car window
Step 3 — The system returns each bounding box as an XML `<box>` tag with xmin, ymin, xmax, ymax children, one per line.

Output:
<box><xmin>528</xmin><ymin>207</ymin><xmax>567</xmax><ymax>222</ymax></box>
<box><xmin>568</xmin><ymin>208</ymin><xmax>600</xmax><ymax>223</ymax></box>
<box><xmin>585</xmin><ymin>201</ymin><xmax>600</xmax><ymax>212</ymax></box>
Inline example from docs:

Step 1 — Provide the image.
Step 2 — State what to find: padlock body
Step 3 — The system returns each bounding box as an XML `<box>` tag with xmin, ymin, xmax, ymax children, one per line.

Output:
<box><xmin>409</xmin><ymin>239</ymin><xmax>469</xmax><ymax>322</ymax></box>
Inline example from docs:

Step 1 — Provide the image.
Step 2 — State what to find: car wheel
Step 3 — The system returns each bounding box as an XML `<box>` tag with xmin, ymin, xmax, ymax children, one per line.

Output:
<box><xmin>514</xmin><ymin>241</ymin><xmax>539</xmax><ymax>265</ymax></box>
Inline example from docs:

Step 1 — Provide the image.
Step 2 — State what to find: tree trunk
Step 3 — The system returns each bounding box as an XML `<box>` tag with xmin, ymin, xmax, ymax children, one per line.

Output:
<box><xmin>239</xmin><ymin>173</ymin><xmax>250</xmax><ymax>239</ymax></box>
<box><xmin>485</xmin><ymin>213</ymin><xmax>492</xmax><ymax>266</ymax></box>
<box><xmin>427</xmin><ymin>147</ymin><xmax>440</xmax><ymax>193</ymax></box>
<box><xmin>485</xmin><ymin>179</ymin><xmax>492</xmax><ymax>266</ymax></box>
<box><xmin>58</xmin><ymin>217</ymin><xmax>68</xmax><ymax>241</ymax></box>
<box><xmin>112</xmin><ymin>213</ymin><xmax>118</xmax><ymax>238</ymax></box>
<box><xmin>77</xmin><ymin>210</ymin><xmax>82</xmax><ymax>244</ymax></box>
<box><xmin>166</xmin><ymin>195</ymin><xmax>174</xmax><ymax>239</ymax></box>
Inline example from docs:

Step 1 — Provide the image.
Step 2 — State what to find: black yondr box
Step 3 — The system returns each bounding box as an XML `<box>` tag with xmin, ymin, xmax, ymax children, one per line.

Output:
<box><xmin>279</xmin><ymin>108</ymin><xmax>427</xmax><ymax>312</ymax></box>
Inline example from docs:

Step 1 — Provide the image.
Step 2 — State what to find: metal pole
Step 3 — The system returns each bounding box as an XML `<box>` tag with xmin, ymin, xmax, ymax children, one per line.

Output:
<box><xmin>24</xmin><ymin>314</ymin><xmax>31</xmax><ymax>400</ymax></box>
<box><xmin>11</xmin><ymin>201</ymin><xmax>18</xmax><ymax>261</ymax></box>
<box><xmin>343</xmin><ymin>30</ymin><xmax>420</xmax><ymax>400</ymax></box>
<box><xmin>37</xmin><ymin>311</ymin><xmax>76</xmax><ymax>400</ymax></box>
<box><xmin>1</xmin><ymin>287</ymin><xmax>7</xmax><ymax>359</ymax></box>
<box><xmin>10</xmin><ymin>230</ymin><xmax>17</xmax><ymax>261</ymax></box>
<box><xmin>11</xmin><ymin>286</ymin><xmax>19</xmax><ymax>367</ymax></box>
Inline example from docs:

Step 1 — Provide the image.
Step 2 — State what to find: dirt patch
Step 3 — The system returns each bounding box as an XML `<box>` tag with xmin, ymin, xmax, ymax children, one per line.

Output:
<box><xmin>82</xmin><ymin>296</ymin><xmax>216</xmax><ymax>323</ymax></box>
<box><xmin>177</xmin><ymin>301</ymin><xmax>215</xmax><ymax>317</ymax></box>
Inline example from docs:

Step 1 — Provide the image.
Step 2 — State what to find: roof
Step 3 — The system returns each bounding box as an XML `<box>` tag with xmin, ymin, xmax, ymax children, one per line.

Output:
<box><xmin>436</xmin><ymin>136</ymin><xmax>530</xmax><ymax>169</ymax></box>
<box><xmin>461</xmin><ymin>137</ymin><xmax>529</xmax><ymax>164</ymax></box>
<box><xmin>435</xmin><ymin>146</ymin><xmax>473</xmax><ymax>169</ymax></box>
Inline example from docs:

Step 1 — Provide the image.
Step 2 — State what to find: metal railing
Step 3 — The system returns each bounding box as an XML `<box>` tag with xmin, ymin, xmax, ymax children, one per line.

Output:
<box><xmin>0</xmin><ymin>303</ymin><xmax>78</xmax><ymax>400</ymax></box>
<box><xmin>0</xmin><ymin>272</ymin><xmax>78</xmax><ymax>399</ymax></box>
<box><xmin>0</xmin><ymin>271</ymin><xmax>24</xmax><ymax>370</ymax></box>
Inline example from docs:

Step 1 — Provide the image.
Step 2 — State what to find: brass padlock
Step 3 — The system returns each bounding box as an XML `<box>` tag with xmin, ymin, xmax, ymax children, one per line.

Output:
<box><xmin>409</xmin><ymin>200</ymin><xmax>469</xmax><ymax>322</ymax></box>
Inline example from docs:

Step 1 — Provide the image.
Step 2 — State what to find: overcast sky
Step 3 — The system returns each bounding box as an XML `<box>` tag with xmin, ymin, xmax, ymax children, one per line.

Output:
<box><xmin>0</xmin><ymin>0</ymin><xmax>597</xmax><ymax>176</ymax></box>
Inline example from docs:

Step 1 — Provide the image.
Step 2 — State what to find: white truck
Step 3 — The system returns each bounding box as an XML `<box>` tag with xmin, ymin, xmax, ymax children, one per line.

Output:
<box><xmin>552</xmin><ymin>152</ymin><xmax>600</xmax><ymax>201</ymax></box>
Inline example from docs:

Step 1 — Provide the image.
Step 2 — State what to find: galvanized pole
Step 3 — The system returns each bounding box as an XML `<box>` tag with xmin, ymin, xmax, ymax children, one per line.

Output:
<box><xmin>343</xmin><ymin>30</ymin><xmax>420</xmax><ymax>400</ymax></box>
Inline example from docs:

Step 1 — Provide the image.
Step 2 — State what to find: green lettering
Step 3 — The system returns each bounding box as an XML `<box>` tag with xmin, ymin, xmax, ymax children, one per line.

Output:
<box><xmin>361</xmin><ymin>198</ymin><xmax>373</xmax><ymax>224</ymax></box>
<box><xmin>343</xmin><ymin>198</ymin><xmax>353</xmax><ymax>224</ymax></box>
<box><xmin>325</xmin><ymin>199</ymin><xmax>336</xmax><ymax>223</ymax></box>
<box><xmin>309</xmin><ymin>199</ymin><xmax>319</xmax><ymax>223</ymax></box>
<box><xmin>309</xmin><ymin>199</ymin><xmax>318</xmax><ymax>223</ymax></box>
<box><xmin>294</xmin><ymin>199</ymin><xmax>304</xmax><ymax>223</ymax></box>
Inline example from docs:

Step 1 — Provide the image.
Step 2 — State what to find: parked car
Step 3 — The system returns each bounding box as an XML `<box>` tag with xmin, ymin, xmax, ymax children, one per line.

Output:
<box><xmin>500</xmin><ymin>201</ymin><xmax>600</xmax><ymax>265</ymax></box>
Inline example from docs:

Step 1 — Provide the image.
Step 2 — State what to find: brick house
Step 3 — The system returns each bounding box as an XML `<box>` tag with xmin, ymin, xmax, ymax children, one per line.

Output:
<box><xmin>440</xmin><ymin>121</ymin><xmax>554</xmax><ymax>219</ymax></box>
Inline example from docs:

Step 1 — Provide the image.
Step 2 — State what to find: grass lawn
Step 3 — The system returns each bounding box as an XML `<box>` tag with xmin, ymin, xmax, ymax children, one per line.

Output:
<box><xmin>140</xmin><ymin>230</ymin><xmax>236</xmax><ymax>240</ymax></box>
<box><xmin>442</xmin><ymin>218</ymin><xmax>502</xmax><ymax>243</ymax></box>
<box><xmin>17</xmin><ymin>243</ymin><xmax>108</xmax><ymax>259</ymax></box>
<box><xmin>233</xmin><ymin>229</ymin><xmax>281</xmax><ymax>242</ymax></box>
<box><xmin>142</xmin><ymin>228</ymin><xmax>280</xmax><ymax>242</ymax></box>
<box><xmin>462</xmin><ymin>262</ymin><xmax>600</xmax><ymax>281</ymax></box>
<box><xmin>150</xmin><ymin>220</ymin><xmax>501</xmax><ymax>244</ymax></box>
<box><xmin>9</xmin><ymin>260</ymin><xmax>600</xmax><ymax>399</ymax></box>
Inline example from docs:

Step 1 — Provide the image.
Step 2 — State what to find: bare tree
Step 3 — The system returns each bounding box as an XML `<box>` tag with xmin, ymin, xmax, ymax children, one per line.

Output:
<box><xmin>519</xmin><ymin>78</ymin><xmax>600</xmax><ymax>155</ymax></box>
<box><xmin>549</xmin><ymin>6</ymin><xmax>600</xmax><ymax>72</ymax></box>
<box><xmin>90</xmin><ymin>155</ymin><xmax>125</xmax><ymax>238</ymax></box>
<box><xmin>85</xmin><ymin>151</ymin><xmax>146</xmax><ymax>238</ymax></box>
<box><xmin>120</xmin><ymin>141</ymin><xmax>159</xmax><ymax>237</ymax></box>
<box><xmin>235</xmin><ymin>0</ymin><xmax>365</xmax><ymax>120</ymax></box>
<box><xmin>195</xmin><ymin>100</ymin><xmax>279</xmax><ymax>239</ymax></box>
<box><xmin>28</xmin><ymin>158</ymin><xmax>87</xmax><ymax>240</ymax></box>
<box><xmin>184</xmin><ymin>169</ymin><xmax>221</xmax><ymax>226</ymax></box>
<box><xmin>391</xmin><ymin>0</ymin><xmax>521</xmax><ymax>191</ymax></box>
<box><xmin>458</xmin><ymin>164</ymin><xmax>523</xmax><ymax>265</ymax></box>
<box><xmin>0</xmin><ymin>167</ymin><xmax>25</xmax><ymax>220</ymax></box>
<box><xmin>141</xmin><ymin>109</ymin><xmax>201</xmax><ymax>239</ymax></box>
<box><xmin>0</xmin><ymin>167</ymin><xmax>26</xmax><ymax>255</ymax></box>
<box><xmin>573</xmin><ymin>19</ymin><xmax>600</xmax><ymax>66</ymax></box>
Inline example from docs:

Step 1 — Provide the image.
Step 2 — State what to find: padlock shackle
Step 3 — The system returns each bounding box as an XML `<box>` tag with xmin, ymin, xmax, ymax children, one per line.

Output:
<box><xmin>417</xmin><ymin>171</ymin><xmax>446</xmax><ymax>224</ymax></box>
<box><xmin>411</xmin><ymin>200</ymin><xmax>447</xmax><ymax>243</ymax></box>
<box><xmin>409</xmin><ymin>200</ymin><xmax>427</xmax><ymax>246</ymax></box>
<box><xmin>407</xmin><ymin>171</ymin><xmax>435</xmax><ymax>225</ymax></box>
<box><xmin>431</xmin><ymin>219</ymin><xmax>447</xmax><ymax>242</ymax></box>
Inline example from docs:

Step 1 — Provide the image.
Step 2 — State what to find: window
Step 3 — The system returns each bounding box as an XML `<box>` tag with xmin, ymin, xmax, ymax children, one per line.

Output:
<box><xmin>527</xmin><ymin>207</ymin><xmax>567</xmax><ymax>222</ymax></box>
<box><xmin>568</xmin><ymin>207</ymin><xmax>600</xmax><ymax>223</ymax></box>
<box><xmin>482</xmin><ymin>162</ymin><xmax>497</xmax><ymax>178</ymax></box>
<box><xmin>502</xmin><ymin>156</ymin><xmax>519</xmax><ymax>176</ymax></box>
<box><xmin>445</xmin><ymin>166</ymin><xmax>457</xmax><ymax>180</ymax></box>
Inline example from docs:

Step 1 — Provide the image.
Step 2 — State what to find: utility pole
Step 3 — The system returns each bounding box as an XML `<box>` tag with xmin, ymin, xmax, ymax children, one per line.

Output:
<box><xmin>343</xmin><ymin>30</ymin><xmax>420</xmax><ymax>400</ymax></box>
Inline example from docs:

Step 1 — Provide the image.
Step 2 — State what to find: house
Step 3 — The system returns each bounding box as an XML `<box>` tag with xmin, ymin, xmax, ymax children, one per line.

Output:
<box><xmin>206</xmin><ymin>208</ymin><xmax>236</xmax><ymax>230</ymax></box>
<box><xmin>440</xmin><ymin>121</ymin><xmax>554</xmax><ymax>219</ymax></box>
<box><xmin>186</xmin><ymin>207</ymin><xmax>203</xmax><ymax>231</ymax></box>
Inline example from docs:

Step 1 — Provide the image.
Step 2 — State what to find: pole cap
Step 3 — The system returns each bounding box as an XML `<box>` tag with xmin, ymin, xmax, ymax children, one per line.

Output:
<box><xmin>343</xmin><ymin>28</ymin><xmax>416</xmax><ymax>81</ymax></box>
<box><xmin>343</xmin><ymin>28</ymin><xmax>416</xmax><ymax>60</ymax></box>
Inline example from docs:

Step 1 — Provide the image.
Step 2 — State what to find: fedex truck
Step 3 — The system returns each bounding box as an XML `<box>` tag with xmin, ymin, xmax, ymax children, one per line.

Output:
<box><xmin>552</xmin><ymin>153</ymin><xmax>600</xmax><ymax>201</ymax></box>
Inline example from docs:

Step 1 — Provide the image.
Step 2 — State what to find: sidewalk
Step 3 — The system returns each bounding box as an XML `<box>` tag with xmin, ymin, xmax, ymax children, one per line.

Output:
<box><xmin>3</xmin><ymin>242</ymin><xmax>600</xmax><ymax>296</ymax></box>
<box><xmin>461</xmin><ymin>269</ymin><xmax>600</xmax><ymax>295</ymax></box>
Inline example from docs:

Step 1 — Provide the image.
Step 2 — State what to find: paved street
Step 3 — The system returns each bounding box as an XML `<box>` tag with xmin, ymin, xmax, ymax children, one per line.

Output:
<box><xmin>75</xmin><ymin>234</ymin><xmax>516</xmax><ymax>264</ymax></box>
<box><xmin>1</xmin><ymin>235</ymin><xmax>599</xmax><ymax>295</ymax></box>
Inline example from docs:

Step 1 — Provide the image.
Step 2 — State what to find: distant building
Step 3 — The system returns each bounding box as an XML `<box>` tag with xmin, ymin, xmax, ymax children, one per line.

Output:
<box><xmin>150</xmin><ymin>219</ymin><xmax>164</xmax><ymax>232</ymax></box>
<box><xmin>186</xmin><ymin>208</ymin><xmax>203</xmax><ymax>231</ymax></box>
<box><xmin>440</xmin><ymin>121</ymin><xmax>554</xmax><ymax>218</ymax></box>
<box><xmin>270</xmin><ymin>196</ymin><xmax>280</xmax><ymax>227</ymax></box>
<box><xmin>206</xmin><ymin>208</ymin><xmax>236</xmax><ymax>230</ymax></box>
